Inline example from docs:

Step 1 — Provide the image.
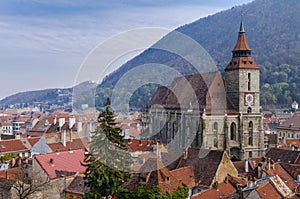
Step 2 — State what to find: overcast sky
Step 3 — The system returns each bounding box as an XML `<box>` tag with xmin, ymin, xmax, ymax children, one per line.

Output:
<box><xmin>0</xmin><ymin>0</ymin><xmax>253</xmax><ymax>100</ymax></box>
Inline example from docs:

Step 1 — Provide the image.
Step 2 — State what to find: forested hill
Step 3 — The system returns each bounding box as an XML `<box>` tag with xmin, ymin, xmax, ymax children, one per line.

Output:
<box><xmin>2</xmin><ymin>0</ymin><xmax>300</xmax><ymax>110</ymax></box>
<box><xmin>96</xmin><ymin>0</ymin><xmax>300</xmax><ymax>109</ymax></box>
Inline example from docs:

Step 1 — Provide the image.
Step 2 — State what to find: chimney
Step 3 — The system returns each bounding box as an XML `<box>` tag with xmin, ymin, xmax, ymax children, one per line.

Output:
<box><xmin>77</xmin><ymin>122</ymin><xmax>82</xmax><ymax>132</ymax></box>
<box><xmin>69</xmin><ymin>117</ymin><xmax>76</xmax><ymax>128</ymax></box>
<box><xmin>50</xmin><ymin>158</ymin><xmax>54</xmax><ymax>166</ymax></box>
<box><xmin>267</xmin><ymin>158</ymin><xmax>271</xmax><ymax>170</ymax></box>
<box><xmin>53</xmin><ymin>117</ymin><xmax>57</xmax><ymax>125</ymax></box>
<box><xmin>297</xmin><ymin>175</ymin><xmax>300</xmax><ymax>183</ymax></box>
<box><xmin>61</xmin><ymin>130</ymin><xmax>66</xmax><ymax>147</ymax></box>
<box><xmin>245</xmin><ymin>159</ymin><xmax>249</xmax><ymax>172</ymax></box>
<box><xmin>15</xmin><ymin>132</ymin><xmax>21</xmax><ymax>139</ymax></box>
<box><xmin>58</xmin><ymin>118</ymin><xmax>65</xmax><ymax>128</ymax></box>
<box><xmin>271</xmin><ymin>160</ymin><xmax>275</xmax><ymax>170</ymax></box>
<box><xmin>139</xmin><ymin>140</ymin><xmax>143</xmax><ymax>147</ymax></box>
<box><xmin>257</xmin><ymin>162</ymin><xmax>262</xmax><ymax>178</ymax></box>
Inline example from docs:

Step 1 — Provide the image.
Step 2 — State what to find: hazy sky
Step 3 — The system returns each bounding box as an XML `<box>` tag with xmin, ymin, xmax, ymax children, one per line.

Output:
<box><xmin>0</xmin><ymin>0</ymin><xmax>253</xmax><ymax>100</ymax></box>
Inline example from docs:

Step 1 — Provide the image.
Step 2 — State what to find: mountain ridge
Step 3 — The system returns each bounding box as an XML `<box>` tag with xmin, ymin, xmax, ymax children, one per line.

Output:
<box><xmin>2</xmin><ymin>0</ymin><xmax>300</xmax><ymax>109</ymax></box>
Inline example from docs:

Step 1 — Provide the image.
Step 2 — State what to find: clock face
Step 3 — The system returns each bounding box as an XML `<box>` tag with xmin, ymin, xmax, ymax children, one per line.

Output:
<box><xmin>245</xmin><ymin>93</ymin><xmax>254</xmax><ymax>105</ymax></box>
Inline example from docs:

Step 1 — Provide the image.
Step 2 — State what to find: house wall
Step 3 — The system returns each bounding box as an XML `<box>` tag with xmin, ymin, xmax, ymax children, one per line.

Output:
<box><xmin>214</xmin><ymin>152</ymin><xmax>238</xmax><ymax>184</ymax></box>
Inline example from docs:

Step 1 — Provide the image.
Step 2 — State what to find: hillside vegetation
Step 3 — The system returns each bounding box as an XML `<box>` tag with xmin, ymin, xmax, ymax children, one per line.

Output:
<box><xmin>2</xmin><ymin>0</ymin><xmax>300</xmax><ymax>110</ymax></box>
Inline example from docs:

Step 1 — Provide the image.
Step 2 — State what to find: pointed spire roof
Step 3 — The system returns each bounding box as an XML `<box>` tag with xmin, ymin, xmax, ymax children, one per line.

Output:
<box><xmin>225</xmin><ymin>19</ymin><xmax>259</xmax><ymax>71</ymax></box>
<box><xmin>233</xmin><ymin>19</ymin><xmax>251</xmax><ymax>51</ymax></box>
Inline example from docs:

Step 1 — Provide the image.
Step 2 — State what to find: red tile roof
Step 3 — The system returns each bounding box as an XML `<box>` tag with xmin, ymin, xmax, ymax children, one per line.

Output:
<box><xmin>170</xmin><ymin>166</ymin><xmax>195</xmax><ymax>188</ymax></box>
<box><xmin>0</xmin><ymin>139</ymin><xmax>28</xmax><ymax>153</ymax></box>
<box><xmin>27</xmin><ymin>137</ymin><xmax>40</xmax><ymax>147</ymax></box>
<box><xmin>256</xmin><ymin>181</ymin><xmax>282</xmax><ymax>199</ymax></box>
<box><xmin>35</xmin><ymin>149</ymin><xmax>86</xmax><ymax>179</ymax></box>
<box><xmin>21</xmin><ymin>130</ymin><xmax>44</xmax><ymax>138</ymax></box>
<box><xmin>0</xmin><ymin>167</ymin><xmax>22</xmax><ymax>181</ymax></box>
<box><xmin>263</xmin><ymin>163</ymin><xmax>297</xmax><ymax>191</ymax></box>
<box><xmin>125</xmin><ymin>139</ymin><xmax>153</xmax><ymax>152</ymax></box>
<box><xmin>286</xmin><ymin>139</ymin><xmax>300</xmax><ymax>148</ymax></box>
<box><xmin>47</xmin><ymin>138</ymin><xmax>88</xmax><ymax>152</ymax></box>
<box><xmin>192</xmin><ymin>181</ymin><xmax>237</xmax><ymax>199</ymax></box>
<box><xmin>277</xmin><ymin>114</ymin><xmax>300</xmax><ymax>130</ymax></box>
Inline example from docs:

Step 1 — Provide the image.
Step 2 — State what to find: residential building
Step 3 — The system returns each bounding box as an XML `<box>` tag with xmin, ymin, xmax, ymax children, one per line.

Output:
<box><xmin>32</xmin><ymin>149</ymin><xmax>86</xmax><ymax>198</ymax></box>
<box><xmin>277</xmin><ymin>112</ymin><xmax>300</xmax><ymax>139</ymax></box>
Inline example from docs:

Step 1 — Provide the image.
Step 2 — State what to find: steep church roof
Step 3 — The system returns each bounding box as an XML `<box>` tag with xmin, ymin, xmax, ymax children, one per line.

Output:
<box><xmin>225</xmin><ymin>20</ymin><xmax>259</xmax><ymax>71</ymax></box>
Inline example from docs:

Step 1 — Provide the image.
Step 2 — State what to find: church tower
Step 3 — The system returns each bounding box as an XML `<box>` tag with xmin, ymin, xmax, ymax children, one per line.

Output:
<box><xmin>225</xmin><ymin>20</ymin><xmax>260</xmax><ymax>113</ymax></box>
<box><xmin>225</xmin><ymin>20</ymin><xmax>264</xmax><ymax>159</ymax></box>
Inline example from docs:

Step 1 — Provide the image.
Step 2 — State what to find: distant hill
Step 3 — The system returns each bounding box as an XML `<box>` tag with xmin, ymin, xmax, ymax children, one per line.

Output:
<box><xmin>96</xmin><ymin>0</ymin><xmax>300</xmax><ymax>110</ymax></box>
<box><xmin>0</xmin><ymin>81</ymin><xmax>97</xmax><ymax>110</ymax></box>
<box><xmin>2</xmin><ymin>0</ymin><xmax>300</xmax><ymax>110</ymax></box>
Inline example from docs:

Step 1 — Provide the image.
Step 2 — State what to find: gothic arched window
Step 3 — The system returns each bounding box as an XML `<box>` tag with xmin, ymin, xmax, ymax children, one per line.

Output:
<box><xmin>230</xmin><ymin>122</ymin><xmax>236</xmax><ymax>141</ymax></box>
<box><xmin>248</xmin><ymin>121</ymin><xmax>253</xmax><ymax>146</ymax></box>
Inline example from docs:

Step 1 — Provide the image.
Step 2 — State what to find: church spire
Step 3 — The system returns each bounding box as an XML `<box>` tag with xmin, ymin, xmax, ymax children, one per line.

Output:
<box><xmin>239</xmin><ymin>19</ymin><xmax>245</xmax><ymax>33</ymax></box>
<box><xmin>225</xmin><ymin>19</ymin><xmax>259</xmax><ymax>71</ymax></box>
<box><xmin>233</xmin><ymin>18</ymin><xmax>251</xmax><ymax>54</ymax></box>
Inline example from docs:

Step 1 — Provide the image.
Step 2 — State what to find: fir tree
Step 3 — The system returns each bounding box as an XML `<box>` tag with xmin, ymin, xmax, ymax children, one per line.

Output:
<box><xmin>83</xmin><ymin>98</ymin><xmax>131</xmax><ymax>199</ymax></box>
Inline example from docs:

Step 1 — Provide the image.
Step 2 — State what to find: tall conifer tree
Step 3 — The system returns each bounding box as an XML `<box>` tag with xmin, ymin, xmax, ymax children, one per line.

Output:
<box><xmin>83</xmin><ymin>98</ymin><xmax>131</xmax><ymax>199</ymax></box>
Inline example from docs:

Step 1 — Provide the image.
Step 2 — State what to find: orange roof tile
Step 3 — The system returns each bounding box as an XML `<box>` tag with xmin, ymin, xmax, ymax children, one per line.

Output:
<box><xmin>263</xmin><ymin>163</ymin><xmax>297</xmax><ymax>191</ymax></box>
<box><xmin>192</xmin><ymin>182</ymin><xmax>237</xmax><ymax>199</ymax></box>
<box><xmin>170</xmin><ymin>166</ymin><xmax>195</xmax><ymax>188</ymax></box>
<box><xmin>125</xmin><ymin>139</ymin><xmax>153</xmax><ymax>152</ymax></box>
<box><xmin>47</xmin><ymin>138</ymin><xmax>88</xmax><ymax>152</ymax></box>
<box><xmin>35</xmin><ymin>149</ymin><xmax>86</xmax><ymax>179</ymax></box>
<box><xmin>0</xmin><ymin>140</ymin><xmax>28</xmax><ymax>153</ymax></box>
<box><xmin>256</xmin><ymin>181</ymin><xmax>282</xmax><ymax>199</ymax></box>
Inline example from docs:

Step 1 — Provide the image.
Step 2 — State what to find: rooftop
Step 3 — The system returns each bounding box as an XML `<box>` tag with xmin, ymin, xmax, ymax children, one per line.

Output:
<box><xmin>35</xmin><ymin>149</ymin><xmax>85</xmax><ymax>179</ymax></box>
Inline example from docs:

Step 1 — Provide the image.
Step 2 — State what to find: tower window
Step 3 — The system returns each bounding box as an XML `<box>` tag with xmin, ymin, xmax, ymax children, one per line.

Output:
<box><xmin>248</xmin><ymin>73</ymin><xmax>251</xmax><ymax>91</ymax></box>
<box><xmin>213</xmin><ymin>122</ymin><xmax>218</xmax><ymax>148</ymax></box>
<box><xmin>230</xmin><ymin>122</ymin><xmax>236</xmax><ymax>141</ymax></box>
<box><xmin>248</xmin><ymin>121</ymin><xmax>253</xmax><ymax>146</ymax></box>
<box><xmin>247</xmin><ymin>107</ymin><xmax>252</xmax><ymax>113</ymax></box>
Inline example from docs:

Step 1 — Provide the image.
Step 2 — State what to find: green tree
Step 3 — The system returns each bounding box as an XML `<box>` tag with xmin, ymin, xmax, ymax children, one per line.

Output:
<box><xmin>83</xmin><ymin>98</ymin><xmax>131</xmax><ymax>199</ymax></box>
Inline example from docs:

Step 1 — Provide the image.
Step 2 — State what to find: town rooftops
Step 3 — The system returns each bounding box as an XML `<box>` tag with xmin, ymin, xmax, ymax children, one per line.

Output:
<box><xmin>35</xmin><ymin>149</ymin><xmax>86</xmax><ymax>179</ymax></box>
<box><xmin>48</xmin><ymin>138</ymin><xmax>88</xmax><ymax>152</ymax></box>
<box><xmin>64</xmin><ymin>175</ymin><xmax>89</xmax><ymax>196</ymax></box>
<box><xmin>191</xmin><ymin>181</ymin><xmax>237</xmax><ymax>199</ymax></box>
<box><xmin>263</xmin><ymin>163</ymin><xmax>297</xmax><ymax>192</ymax></box>
<box><xmin>277</xmin><ymin>114</ymin><xmax>300</xmax><ymax>130</ymax></box>
<box><xmin>0</xmin><ymin>139</ymin><xmax>28</xmax><ymax>154</ymax></box>
<box><xmin>266</xmin><ymin>148</ymin><xmax>300</xmax><ymax>164</ymax></box>
<box><xmin>125</xmin><ymin>139</ymin><xmax>153</xmax><ymax>152</ymax></box>
<box><xmin>255</xmin><ymin>180</ymin><xmax>282</xmax><ymax>199</ymax></box>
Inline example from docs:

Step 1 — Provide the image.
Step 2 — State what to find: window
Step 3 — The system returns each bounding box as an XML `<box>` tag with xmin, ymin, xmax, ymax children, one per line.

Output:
<box><xmin>249</xmin><ymin>151</ymin><xmax>253</xmax><ymax>158</ymax></box>
<box><xmin>247</xmin><ymin>107</ymin><xmax>252</xmax><ymax>113</ymax></box>
<box><xmin>248</xmin><ymin>121</ymin><xmax>253</xmax><ymax>146</ymax></box>
<box><xmin>213</xmin><ymin>122</ymin><xmax>218</xmax><ymax>148</ymax></box>
<box><xmin>230</xmin><ymin>122</ymin><xmax>236</xmax><ymax>141</ymax></box>
<box><xmin>248</xmin><ymin>73</ymin><xmax>251</xmax><ymax>91</ymax></box>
